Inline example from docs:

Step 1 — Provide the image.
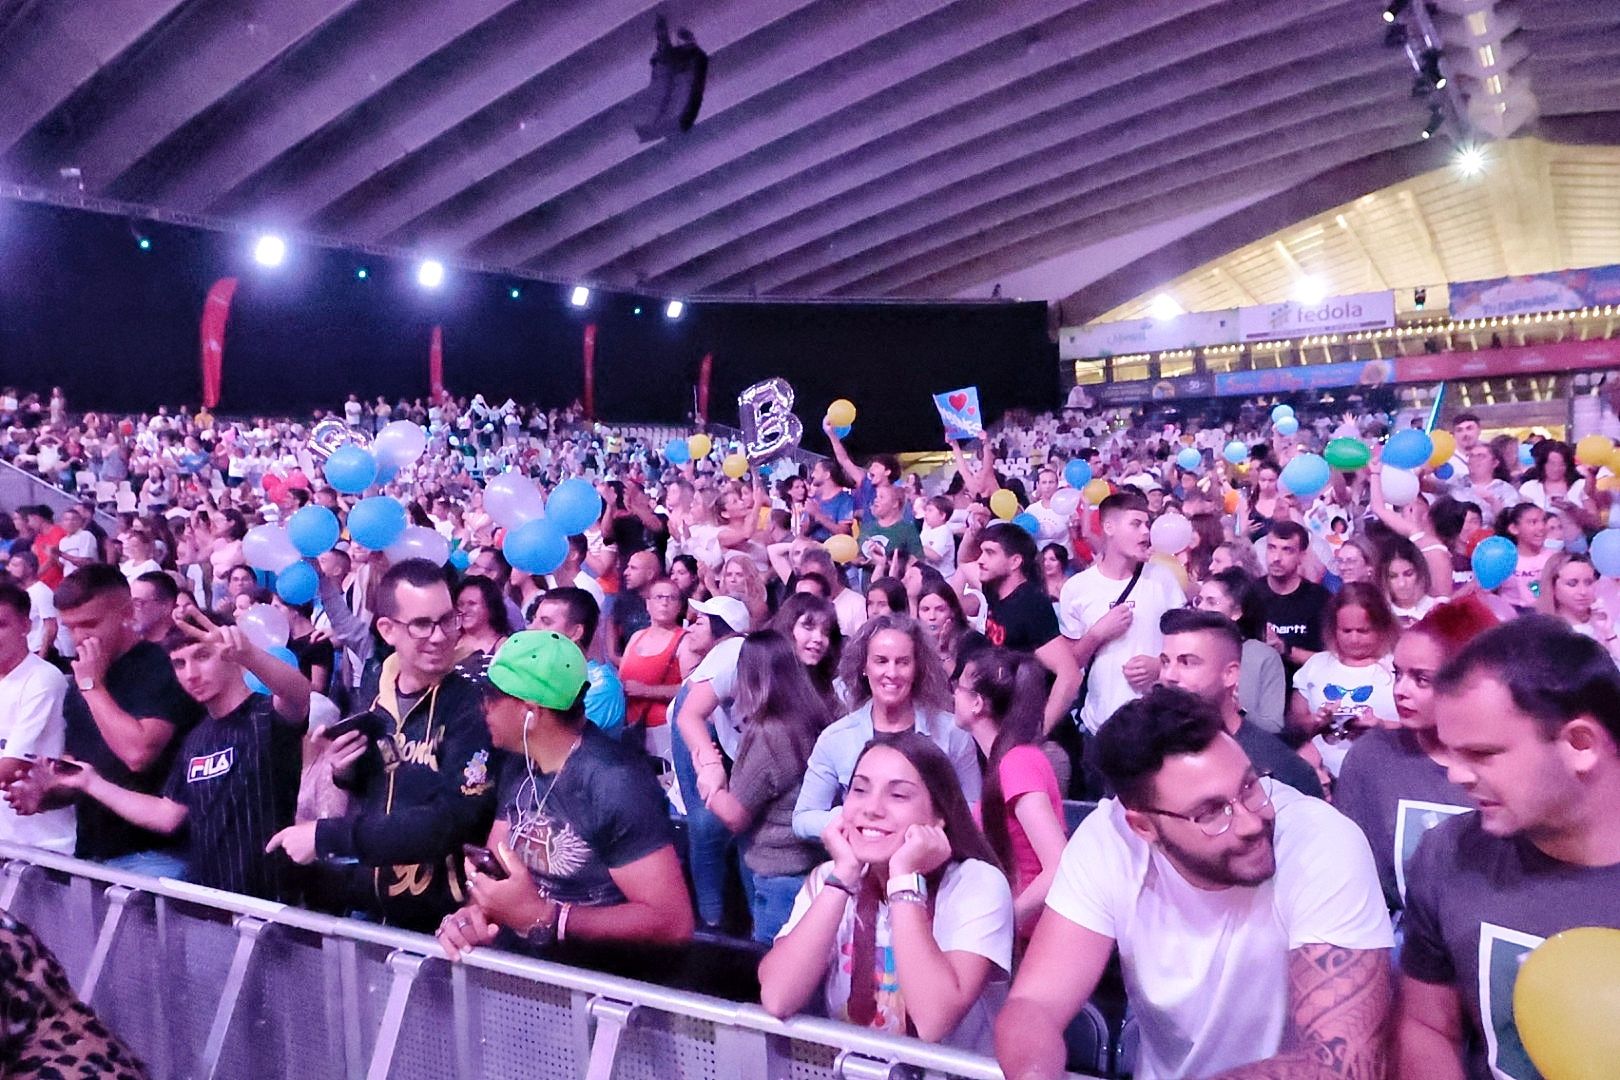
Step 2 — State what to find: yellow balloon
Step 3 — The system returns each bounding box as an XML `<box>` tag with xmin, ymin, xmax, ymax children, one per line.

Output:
<box><xmin>722</xmin><ymin>453</ymin><xmax>749</xmax><ymax>479</ymax></box>
<box><xmin>1513</xmin><ymin>927</ymin><xmax>1620</xmax><ymax>1080</ymax></box>
<box><xmin>990</xmin><ymin>488</ymin><xmax>1019</xmax><ymax>520</ymax></box>
<box><xmin>827</xmin><ymin>399</ymin><xmax>856</xmax><ymax>428</ymax></box>
<box><xmin>687</xmin><ymin>433</ymin><xmax>712</xmax><ymax>460</ymax></box>
<box><xmin>825</xmin><ymin>534</ymin><xmax>858</xmax><ymax>565</ymax></box>
<box><xmin>1082</xmin><ymin>478</ymin><xmax>1111</xmax><ymax>506</ymax></box>
<box><xmin>1575</xmin><ymin>434</ymin><xmax>1614</xmax><ymax>467</ymax></box>
<box><xmin>1426</xmin><ymin>429</ymin><xmax>1456</xmax><ymax>469</ymax></box>
<box><xmin>1605</xmin><ymin>446</ymin><xmax>1620</xmax><ymax>475</ymax></box>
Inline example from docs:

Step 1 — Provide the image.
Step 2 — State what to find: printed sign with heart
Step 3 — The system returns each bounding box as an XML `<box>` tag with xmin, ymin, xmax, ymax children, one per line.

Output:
<box><xmin>934</xmin><ymin>386</ymin><xmax>983</xmax><ymax>440</ymax></box>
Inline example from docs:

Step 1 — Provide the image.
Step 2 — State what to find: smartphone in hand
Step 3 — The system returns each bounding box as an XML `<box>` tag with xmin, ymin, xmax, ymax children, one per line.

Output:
<box><xmin>462</xmin><ymin>844</ymin><xmax>510</xmax><ymax>881</ymax></box>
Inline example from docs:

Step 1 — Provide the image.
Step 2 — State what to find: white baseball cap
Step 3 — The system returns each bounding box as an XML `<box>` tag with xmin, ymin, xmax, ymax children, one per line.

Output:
<box><xmin>689</xmin><ymin>595</ymin><xmax>751</xmax><ymax>634</ymax></box>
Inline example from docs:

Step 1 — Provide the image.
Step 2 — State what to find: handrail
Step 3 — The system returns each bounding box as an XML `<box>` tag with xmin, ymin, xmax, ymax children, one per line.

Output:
<box><xmin>0</xmin><ymin>458</ymin><xmax>121</xmax><ymax>532</ymax></box>
<box><xmin>0</xmin><ymin>842</ymin><xmax>1095</xmax><ymax>1080</ymax></box>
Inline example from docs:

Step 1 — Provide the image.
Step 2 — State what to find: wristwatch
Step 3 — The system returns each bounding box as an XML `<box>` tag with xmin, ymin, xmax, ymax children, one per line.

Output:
<box><xmin>521</xmin><ymin>901</ymin><xmax>561</xmax><ymax>947</ymax></box>
<box><xmin>76</xmin><ymin>676</ymin><xmax>96</xmax><ymax>692</ymax></box>
<box><xmin>886</xmin><ymin>872</ymin><xmax>928</xmax><ymax>903</ymax></box>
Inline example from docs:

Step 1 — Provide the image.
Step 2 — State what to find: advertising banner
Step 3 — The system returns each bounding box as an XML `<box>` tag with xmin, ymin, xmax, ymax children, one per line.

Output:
<box><xmin>1092</xmin><ymin>374</ymin><xmax>1215</xmax><ymax>405</ymax></box>
<box><xmin>1395</xmin><ymin>337</ymin><xmax>1620</xmax><ymax>382</ymax></box>
<box><xmin>1449</xmin><ymin>264</ymin><xmax>1620</xmax><ymax>319</ymax></box>
<box><xmin>1214</xmin><ymin>360</ymin><xmax>1390</xmax><ymax>397</ymax></box>
<box><xmin>1238</xmin><ymin>291</ymin><xmax>1396</xmax><ymax>342</ymax></box>
<box><xmin>1059</xmin><ymin>309</ymin><xmax>1239</xmax><ymax>359</ymax></box>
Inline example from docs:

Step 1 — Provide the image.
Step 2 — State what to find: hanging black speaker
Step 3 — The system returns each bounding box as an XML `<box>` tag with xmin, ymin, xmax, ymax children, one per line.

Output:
<box><xmin>634</xmin><ymin>15</ymin><xmax>708</xmax><ymax>142</ymax></box>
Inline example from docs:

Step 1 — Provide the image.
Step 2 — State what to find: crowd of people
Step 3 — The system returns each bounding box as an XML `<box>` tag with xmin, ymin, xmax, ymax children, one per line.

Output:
<box><xmin>0</xmin><ymin>383</ymin><xmax>1616</xmax><ymax>1080</ymax></box>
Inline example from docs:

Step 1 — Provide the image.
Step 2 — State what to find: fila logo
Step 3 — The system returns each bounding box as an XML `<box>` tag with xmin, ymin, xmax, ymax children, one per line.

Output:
<box><xmin>187</xmin><ymin>747</ymin><xmax>235</xmax><ymax>783</ymax></box>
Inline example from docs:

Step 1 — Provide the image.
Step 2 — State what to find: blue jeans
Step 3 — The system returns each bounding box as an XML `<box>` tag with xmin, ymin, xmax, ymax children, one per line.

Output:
<box><xmin>747</xmin><ymin>872</ymin><xmax>805</xmax><ymax>944</ymax></box>
<box><xmin>102</xmin><ymin>849</ymin><xmax>189</xmax><ymax>881</ymax></box>
<box><xmin>669</xmin><ymin>690</ymin><xmax>734</xmax><ymax>928</ymax></box>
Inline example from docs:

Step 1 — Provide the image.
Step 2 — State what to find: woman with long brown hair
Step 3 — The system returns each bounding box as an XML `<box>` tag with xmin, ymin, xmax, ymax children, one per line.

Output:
<box><xmin>760</xmin><ymin>732</ymin><xmax>1012</xmax><ymax>1051</ymax></box>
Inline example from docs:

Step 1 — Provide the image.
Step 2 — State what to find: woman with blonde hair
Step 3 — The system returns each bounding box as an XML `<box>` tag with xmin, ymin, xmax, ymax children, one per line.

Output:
<box><xmin>1538</xmin><ymin>551</ymin><xmax>1620</xmax><ymax>659</ymax></box>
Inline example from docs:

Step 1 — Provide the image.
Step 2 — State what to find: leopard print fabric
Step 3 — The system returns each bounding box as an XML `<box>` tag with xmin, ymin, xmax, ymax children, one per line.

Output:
<box><xmin>0</xmin><ymin>909</ymin><xmax>150</xmax><ymax>1079</ymax></box>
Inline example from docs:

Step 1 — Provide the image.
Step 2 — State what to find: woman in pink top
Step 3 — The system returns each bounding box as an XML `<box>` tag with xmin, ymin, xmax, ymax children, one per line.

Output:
<box><xmin>952</xmin><ymin>647</ymin><xmax>1067</xmax><ymax>938</ymax></box>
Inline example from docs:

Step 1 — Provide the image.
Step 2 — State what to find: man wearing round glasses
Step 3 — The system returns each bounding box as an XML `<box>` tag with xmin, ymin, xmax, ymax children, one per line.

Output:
<box><xmin>996</xmin><ymin>685</ymin><xmax>1391</xmax><ymax>1080</ymax></box>
<box><xmin>265</xmin><ymin>558</ymin><xmax>496</xmax><ymax>931</ymax></box>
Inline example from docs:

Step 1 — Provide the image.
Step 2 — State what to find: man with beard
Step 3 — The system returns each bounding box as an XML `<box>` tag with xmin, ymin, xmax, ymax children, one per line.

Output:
<box><xmin>995</xmin><ymin>685</ymin><xmax>1391</xmax><ymax>1079</ymax></box>
<box><xmin>1398</xmin><ymin>616</ymin><xmax>1620</xmax><ymax>1079</ymax></box>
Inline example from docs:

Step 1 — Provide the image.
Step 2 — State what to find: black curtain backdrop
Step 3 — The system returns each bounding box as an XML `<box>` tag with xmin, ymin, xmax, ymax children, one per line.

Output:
<box><xmin>0</xmin><ymin>200</ymin><xmax>1056</xmax><ymax>451</ymax></box>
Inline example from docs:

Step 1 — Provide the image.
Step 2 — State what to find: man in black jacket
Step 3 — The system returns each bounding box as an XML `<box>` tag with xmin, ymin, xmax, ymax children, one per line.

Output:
<box><xmin>266</xmin><ymin>559</ymin><xmax>497</xmax><ymax>930</ymax></box>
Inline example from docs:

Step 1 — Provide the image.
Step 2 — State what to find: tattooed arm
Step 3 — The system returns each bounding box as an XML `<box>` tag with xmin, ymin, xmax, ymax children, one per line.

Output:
<box><xmin>1209</xmin><ymin>944</ymin><xmax>1393</xmax><ymax>1079</ymax></box>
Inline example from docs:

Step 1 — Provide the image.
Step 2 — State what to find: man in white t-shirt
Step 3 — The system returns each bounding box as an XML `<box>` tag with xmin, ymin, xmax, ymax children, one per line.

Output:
<box><xmin>56</xmin><ymin>509</ymin><xmax>100</xmax><ymax>572</ymax></box>
<box><xmin>1058</xmin><ymin>489</ymin><xmax>1185</xmax><ymax>732</ymax></box>
<box><xmin>995</xmin><ymin>685</ymin><xmax>1393</xmax><ymax>1080</ymax></box>
<box><xmin>6</xmin><ymin>551</ymin><xmax>57</xmax><ymax>659</ymax></box>
<box><xmin>0</xmin><ymin>583</ymin><xmax>75</xmax><ymax>852</ymax></box>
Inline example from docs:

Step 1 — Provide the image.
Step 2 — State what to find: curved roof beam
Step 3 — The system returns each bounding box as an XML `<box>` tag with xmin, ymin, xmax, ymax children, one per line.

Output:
<box><xmin>836</xmin><ymin>112</ymin><xmax>1418</xmax><ymax>298</ymax></box>
<box><xmin>7</xmin><ymin>0</ymin><xmax>364</xmax><ymax>197</ymax></box>
<box><xmin>645</xmin><ymin>0</ymin><xmax>1365</xmax><ymax>295</ymax></box>
<box><xmin>325</xmin><ymin>0</ymin><xmax>829</xmax><ymax>245</ymax></box>
<box><xmin>212</xmin><ymin>0</ymin><xmax>666</xmax><ymax>222</ymax></box>
<box><xmin>0</xmin><ymin>0</ymin><xmax>188</xmax><ymax>159</ymax></box>
<box><xmin>113</xmin><ymin>0</ymin><xmax>526</xmax><ymax>207</ymax></box>
<box><xmin>472</xmin><ymin>0</ymin><xmax>1121</xmax><ymax>267</ymax></box>
<box><xmin>1051</xmin><ymin>139</ymin><xmax>1454</xmax><ymax>322</ymax></box>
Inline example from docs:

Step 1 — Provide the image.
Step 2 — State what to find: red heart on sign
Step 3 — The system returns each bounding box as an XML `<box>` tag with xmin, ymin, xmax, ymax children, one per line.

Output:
<box><xmin>948</xmin><ymin>392</ymin><xmax>968</xmax><ymax>410</ymax></box>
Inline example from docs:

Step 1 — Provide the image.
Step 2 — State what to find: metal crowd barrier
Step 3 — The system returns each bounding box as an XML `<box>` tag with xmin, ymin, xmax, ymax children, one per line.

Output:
<box><xmin>0</xmin><ymin>843</ymin><xmax>1096</xmax><ymax>1080</ymax></box>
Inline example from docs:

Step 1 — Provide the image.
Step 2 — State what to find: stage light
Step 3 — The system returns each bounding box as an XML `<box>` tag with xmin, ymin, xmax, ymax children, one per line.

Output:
<box><xmin>1456</xmin><ymin>144</ymin><xmax>1487</xmax><ymax>177</ymax></box>
<box><xmin>1293</xmin><ymin>276</ymin><xmax>1328</xmax><ymax>306</ymax></box>
<box><xmin>570</xmin><ymin>285</ymin><xmax>590</xmax><ymax>307</ymax></box>
<box><xmin>1419</xmin><ymin>48</ymin><xmax>1446</xmax><ymax>90</ymax></box>
<box><xmin>1421</xmin><ymin>106</ymin><xmax>1443</xmax><ymax>139</ymax></box>
<box><xmin>253</xmin><ymin>234</ymin><xmax>287</xmax><ymax>267</ymax></box>
<box><xmin>509</xmin><ymin>287</ymin><xmax>521</xmax><ymax>300</ymax></box>
<box><xmin>1147</xmin><ymin>293</ymin><xmax>1184</xmax><ymax>321</ymax></box>
<box><xmin>633</xmin><ymin>306</ymin><xmax>643</xmax><ymax>316</ymax></box>
<box><xmin>665</xmin><ymin>299</ymin><xmax>684</xmax><ymax>320</ymax></box>
<box><xmin>417</xmin><ymin>259</ymin><xmax>445</xmax><ymax>289</ymax></box>
<box><xmin>356</xmin><ymin>267</ymin><xmax>369</xmax><ymax>280</ymax></box>
<box><xmin>137</xmin><ymin>236</ymin><xmax>151</xmax><ymax>251</ymax></box>
<box><xmin>1382</xmin><ymin>0</ymin><xmax>1408</xmax><ymax>23</ymax></box>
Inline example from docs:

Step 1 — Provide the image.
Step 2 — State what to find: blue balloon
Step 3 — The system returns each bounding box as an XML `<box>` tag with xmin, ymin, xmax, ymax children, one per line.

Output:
<box><xmin>274</xmin><ymin>561</ymin><xmax>319</xmax><ymax>605</ymax></box>
<box><xmin>1175</xmin><ymin>447</ymin><xmax>1201</xmax><ymax>471</ymax></box>
<box><xmin>833</xmin><ymin>424</ymin><xmax>852</xmax><ymax>439</ymax></box>
<box><xmin>1063</xmin><ymin>459</ymin><xmax>1092</xmax><ymax>489</ymax></box>
<box><xmin>1223</xmin><ymin>440</ymin><xmax>1248</xmax><ymax>465</ymax></box>
<box><xmin>347</xmin><ymin>496</ymin><xmax>407</xmax><ymax>551</ymax></box>
<box><xmin>547</xmin><ymin>477</ymin><xmax>604</xmax><ymax>536</ymax></box>
<box><xmin>448</xmin><ymin>547</ymin><xmax>471</xmax><ymax>571</ymax></box>
<box><xmin>376</xmin><ymin>461</ymin><xmax>400</xmax><ymax>485</ymax></box>
<box><xmin>504</xmin><ymin>517</ymin><xmax>568</xmax><ymax>575</ymax></box>
<box><xmin>1280</xmin><ymin>453</ymin><xmax>1330</xmax><ymax>498</ymax></box>
<box><xmin>286</xmin><ymin>505</ymin><xmax>340</xmax><ymax>557</ymax></box>
<box><xmin>244</xmin><ymin>646</ymin><xmax>299</xmax><ymax>695</ymax></box>
<box><xmin>1434</xmin><ymin>462</ymin><xmax>1454</xmax><ymax>481</ymax></box>
<box><xmin>324</xmin><ymin>445</ymin><xmax>378</xmax><ymax>494</ymax></box>
<box><xmin>1271</xmin><ymin>404</ymin><xmax>1295</xmax><ymax>423</ymax></box>
<box><xmin>1384</xmin><ymin>429</ymin><xmax>1434</xmax><ymax>471</ymax></box>
<box><xmin>1011</xmin><ymin>512</ymin><xmax>1040</xmax><ymax>535</ymax></box>
<box><xmin>1590</xmin><ymin>529</ymin><xmax>1620</xmax><ymax>579</ymax></box>
<box><xmin>1275</xmin><ymin>416</ymin><xmax>1300</xmax><ymax>436</ymax></box>
<box><xmin>1518</xmin><ymin>442</ymin><xmax>1535</xmax><ymax>467</ymax></box>
<box><xmin>1471</xmin><ymin>535</ymin><xmax>1519</xmax><ymax>591</ymax></box>
<box><xmin>664</xmin><ymin>438</ymin><xmax>691</xmax><ymax>465</ymax></box>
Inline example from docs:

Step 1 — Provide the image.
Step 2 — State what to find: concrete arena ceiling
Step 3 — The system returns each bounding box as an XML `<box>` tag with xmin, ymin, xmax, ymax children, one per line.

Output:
<box><xmin>0</xmin><ymin>0</ymin><xmax>1616</xmax><ymax>306</ymax></box>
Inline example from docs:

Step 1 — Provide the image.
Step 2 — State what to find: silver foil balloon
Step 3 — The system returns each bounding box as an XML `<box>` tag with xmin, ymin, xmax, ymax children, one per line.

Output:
<box><xmin>308</xmin><ymin>418</ymin><xmax>374</xmax><ymax>460</ymax></box>
<box><xmin>737</xmin><ymin>378</ymin><xmax>803</xmax><ymax>462</ymax></box>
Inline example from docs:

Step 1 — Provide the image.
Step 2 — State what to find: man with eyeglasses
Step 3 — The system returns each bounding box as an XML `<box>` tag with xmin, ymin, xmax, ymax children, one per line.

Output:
<box><xmin>264</xmin><ymin>559</ymin><xmax>497</xmax><ymax>931</ymax></box>
<box><xmin>996</xmin><ymin>685</ymin><xmax>1391</xmax><ymax>1080</ymax></box>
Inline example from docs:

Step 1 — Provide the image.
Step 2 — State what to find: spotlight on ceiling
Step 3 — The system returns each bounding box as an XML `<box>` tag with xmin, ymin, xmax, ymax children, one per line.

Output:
<box><xmin>1382</xmin><ymin>0</ymin><xmax>1409</xmax><ymax>23</ymax></box>
<box><xmin>416</xmin><ymin>259</ymin><xmax>445</xmax><ymax>289</ymax></box>
<box><xmin>356</xmin><ymin>267</ymin><xmax>369</xmax><ymax>280</ymax></box>
<box><xmin>1421</xmin><ymin>106</ymin><xmax>1444</xmax><ymax>140</ymax></box>
<box><xmin>253</xmin><ymin>234</ymin><xmax>287</xmax><ymax>268</ymax></box>
<box><xmin>137</xmin><ymin>235</ymin><xmax>152</xmax><ymax>251</ymax></box>
<box><xmin>1293</xmin><ymin>276</ymin><xmax>1328</xmax><ymax>306</ymax></box>
<box><xmin>1456</xmin><ymin>144</ymin><xmax>1488</xmax><ymax>177</ymax></box>
<box><xmin>570</xmin><ymin>285</ymin><xmax>591</xmax><ymax>307</ymax></box>
<box><xmin>1419</xmin><ymin>48</ymin><xmax>1446</xmax><ymax>90</ymax></box>
<box><xmin>1147</xmin><ymin>293</ymin><xmax>1185</xmax><ymax>322</ymax></box>
<box><xmin>509</xmin><ymin>287</ymin><xmax>521</xmax><ymax>300</ymax></box>
<box><xmin>665</xmin><ymin>299</ymin><xmax>685</xmax><ymax>320</ymax></box>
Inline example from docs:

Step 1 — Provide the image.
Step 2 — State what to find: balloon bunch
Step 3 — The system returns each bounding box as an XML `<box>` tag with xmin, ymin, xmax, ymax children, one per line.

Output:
<box><xmin>500</xmin><ymin>476</ymin><xmax>604</xmax><ymax>576</ymax></box>
<box><xmin>826</xmin><ymin>399</ymin><xmax>856</xmax><ymax>439</ymax></box>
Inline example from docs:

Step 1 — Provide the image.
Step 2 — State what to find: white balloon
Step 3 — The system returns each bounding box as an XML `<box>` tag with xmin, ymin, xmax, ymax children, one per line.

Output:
<box><xmin>1150</xmin><ymin>512</ymin><xmax>1195</xmax><ymax>556</ymax></box>
<box><xmin>386</xmin><ymin>525</ymin><xmax>451</xmax><ymax>566</ymax></box>
<box><xmin>484</xmin><ymin>472</ymin><xmax>544</xmax><ymax>528</ymax></box>
<box><xmin>242</xmin><ymin>524</ymin><xmax>301</xmax><ymax>572</ymax></box>
<box><xmin>238</xmin><ymin>603</ymin><xmax>291</xmax><ymax>650</ymax></box>
<box><xmin>1050</xmin><ymin>488</ymin><xmax>1083</xmax><ymax>516</ymax></box>
<box><xmin>374</xmin><ymin>420</ymin><xmax>428</xmax><ymax>469</ymax></box>
<box><xmin>1382</xmin><ymin>466</ymin><xmax>1421</xmax><ymax>507</ymax></box>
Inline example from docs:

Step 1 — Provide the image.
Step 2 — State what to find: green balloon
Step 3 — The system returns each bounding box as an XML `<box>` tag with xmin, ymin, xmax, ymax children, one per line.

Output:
<box><xmin>1324</xmin><ymin>438</ymin><xmax>1371</xmax><ymax>471</ymax></box>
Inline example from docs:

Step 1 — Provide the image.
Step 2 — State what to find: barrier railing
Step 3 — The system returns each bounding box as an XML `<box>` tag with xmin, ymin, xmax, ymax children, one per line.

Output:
<box><xmin>0</xmin><ymin>842</ymin><xmax>1096</xmax><ymax>1080</ymax></box>
<box><xmin>0</xmin><ymin>458</ymin><xmax>120</xmax><ymax>532</ymax></box>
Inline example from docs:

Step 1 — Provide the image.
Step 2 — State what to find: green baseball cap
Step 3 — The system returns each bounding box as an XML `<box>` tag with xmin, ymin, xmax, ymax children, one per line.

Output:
<box><xmin>487</xmin><ymin>631</ymin><xmax>588</xmax><ymax>710</ymax></box>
